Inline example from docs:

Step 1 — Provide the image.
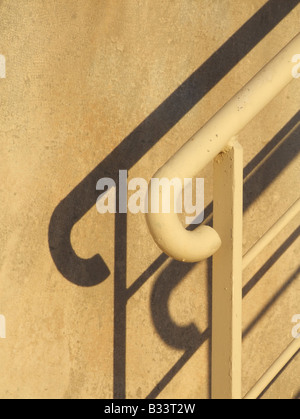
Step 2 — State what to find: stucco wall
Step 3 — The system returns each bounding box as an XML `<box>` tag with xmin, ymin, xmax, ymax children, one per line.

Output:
<box><xmin>0</xmin><ymin>0</ymin><xmax>299</xmax><ymax>399</ymax></box>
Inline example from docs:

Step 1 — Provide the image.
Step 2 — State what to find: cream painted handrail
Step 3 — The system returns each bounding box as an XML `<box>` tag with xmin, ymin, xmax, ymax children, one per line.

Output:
<box><xmin>146</xmin><ymin>33</ymin><xmax>300</xmax><ymax>263</ymax></box>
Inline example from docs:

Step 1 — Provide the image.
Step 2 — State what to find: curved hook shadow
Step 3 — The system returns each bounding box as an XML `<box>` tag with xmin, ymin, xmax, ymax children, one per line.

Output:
<box><xmin>151</xmin><ymin>261</ymin><xmax>202</xmax><ymax>351</ymax></box>
<box><xmin>49</xmin><ymin>199</ymin><xmax>110</xmax><ymax>287</ymax></box>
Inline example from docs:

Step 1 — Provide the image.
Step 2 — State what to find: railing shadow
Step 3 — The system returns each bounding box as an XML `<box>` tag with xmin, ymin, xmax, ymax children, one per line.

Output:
<box><xmin>47</xmin><ymin>0</ymin><xmax>300</xmax><ymax>399</ymax></box>
<box><xmin>244</xmin><ymin>264</ymin><xmax>300</xmax><ymax>339</ymax></box>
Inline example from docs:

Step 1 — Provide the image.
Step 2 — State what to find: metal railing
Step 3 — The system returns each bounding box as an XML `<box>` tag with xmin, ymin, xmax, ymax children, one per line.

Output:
<box><xmin>146</xmin><ymin>33</ymin><xmax>300</xmax><ymax>399</ymax></box>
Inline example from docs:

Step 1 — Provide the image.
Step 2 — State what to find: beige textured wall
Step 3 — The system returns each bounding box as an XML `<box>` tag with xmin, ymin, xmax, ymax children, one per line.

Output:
<box><xmin>0</xmin><ymin>0</ymin><xmax>299</xmax><ymax>399</ymax></box>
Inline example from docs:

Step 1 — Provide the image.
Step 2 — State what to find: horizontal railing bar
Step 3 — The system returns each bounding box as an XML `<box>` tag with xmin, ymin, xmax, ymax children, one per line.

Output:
<box><xmin>243</xmin><ymin>198</ymin><xmax>300</xmax><ymax>270</ymax></box>
<box><xmin>244</xmin><ymin>338</ymin><xmax>300</xmax><ymax>400</ymax></box>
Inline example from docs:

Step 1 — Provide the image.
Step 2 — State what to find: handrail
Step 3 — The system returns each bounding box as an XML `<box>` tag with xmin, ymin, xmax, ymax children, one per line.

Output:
<box><xmin>146</xmin><ymin>33</ymin><xmax>300</xmax><ymax>263</ymax></box>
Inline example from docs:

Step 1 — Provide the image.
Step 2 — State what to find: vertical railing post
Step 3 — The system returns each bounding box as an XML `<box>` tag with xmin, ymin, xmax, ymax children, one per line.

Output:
<box><xmin>212</xmin><ymin>141</ymin><xmax>243</xmax><ymax>399</ymax></box>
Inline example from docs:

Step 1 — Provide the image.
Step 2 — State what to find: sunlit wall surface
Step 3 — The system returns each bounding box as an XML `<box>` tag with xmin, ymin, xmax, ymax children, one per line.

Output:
<box><xmin>0</xmin><ymin>0</ymin><xmax>299</xmax><ymax>399</ymax></box>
